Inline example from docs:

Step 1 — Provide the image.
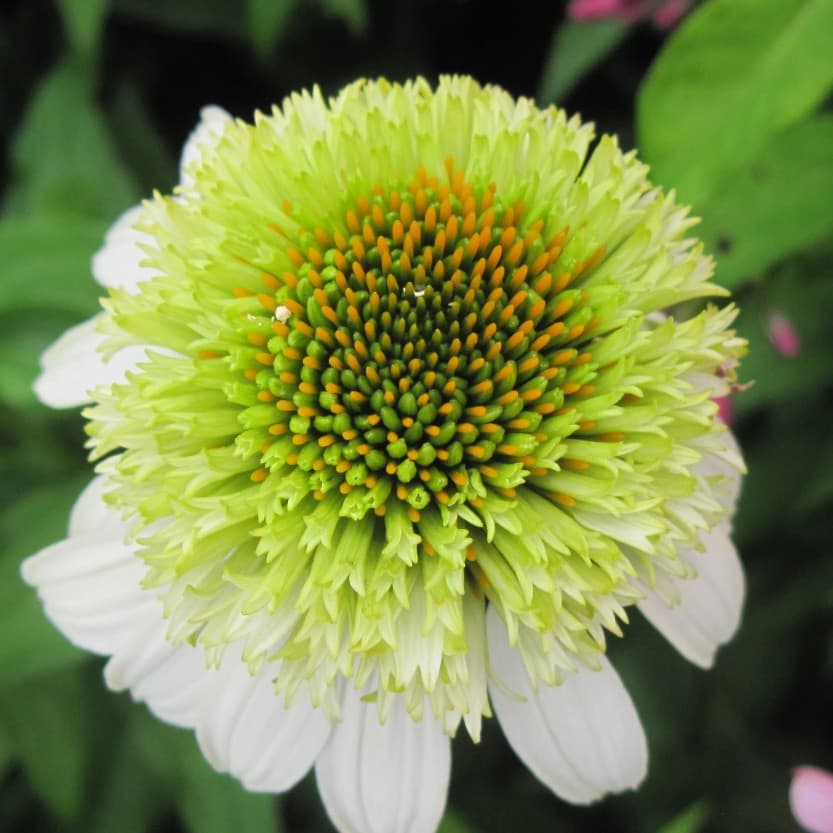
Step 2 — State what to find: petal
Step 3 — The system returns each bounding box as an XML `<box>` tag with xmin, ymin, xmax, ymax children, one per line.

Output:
<box><xmin>316</xmin><ymin>686</ymin><xmax>451</xmax><ymax>833</ymax></box>
<box><xmin>195</xmin><ymin>652</ymin><xmax>331</xmax><ymax>793</ymax></box>
<box><xmin>23</xmin><ymin>476</ymin><xmax>331</xmax><ymax>789</ymax></box>
<box><xmin>639</xmin><ymin>521</ymin><xmax>744</xmax><ymax>669</ymax></box>
<box><xmin>34</xmin><ymin>314</ymin><xmax>154</xmax><ymax>408</ymax></box>
<box><xmin>179</xmin><ymin>106</ymin><xmax>233</xmax><ymax>186</ymax></box>
<box><xmin>104</xmin><ymin>618</ymin><xmax>210</xmax><ymax>728</ymax></box>
<box><xmin>487</xmin><ymin>606</ymin><xmax>648</xmax><ymax>805</ymax></box>
<box><xmin>21</xmin><ymin>477</ymin><xmax>154</xmax><ymax>656</ymax></box>
<box><xmin>697</xmin><ymin>428</ymin><xmax>744</xmax><ymax>522</ymax></box>
<box><xmin>91</xmin><ymin>204</ymin><xmax>156</xmax><ymax>292</ymax></box>
<box><xmin>68</xmin><ymin>474</ymin><xmax>121</xmax><ymax>536</ymax></box>
<box><xmin>790</xmin><ymin>767</ymin><xmax>833</xmax><ymax>833</ymax></box>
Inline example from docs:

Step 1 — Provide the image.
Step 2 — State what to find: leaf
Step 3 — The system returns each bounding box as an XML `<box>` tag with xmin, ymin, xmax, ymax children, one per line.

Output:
<box><xmin>109</xmin><ymin>82</ymin><xmax>178</xmax><ymax>194</ymax></box>
<box><xmin>0</xmin><ymin>217</ymin><xmax>107</xmax><ymax>316</ymax></box>
<box><xmin>0</xmin><ymin>479</ymin><xmax>89</xmax><ymax>688</ymax></box>
<box><xmin>438</xmin><ymin>809</ymin><xmax>479</xmax><ymax>833</ymax></box>
<box><xmin>656</xmin><ymin>801</ymin><xmax>710</xmax><ymax>833</ymax></box>
<box><xmin>318</xmin><ymin>0</ymin><xmax>367</xmax><ymax>33</ymax></box>
<box><xmin>0</xmin><ymin>667</ymin><xmax>90</xmax><ymax>820</ymax></box>
<box><xmin>87</xmin><ymin>726</ymin><xmax>167</xmax><ymax>833</ymax></box>
<box><xmin>56</xmin><ymin>0</ymin><xmax>110</xmax><ymax>60</ymax></box>
<box><xmin>111</xmin><ymin>0</ymin><xmax>246</xmax><ymax>39</ymax></box>
<box><xmin>732</xmin><ymin>248</ymin><xmax>833</xmax><ymax>417</ymax></box>
<box><xmin>0</xmin><ymin>312</ymin><xmax>69</xmax><ymax>408</ymax></box>
<box><xmin>638</xmin><ymin>0</ymin><xmax>833</xmax><ymax>207</ymax></box>
<box><xmin>129</xmin><ymin>709</ymin><xmax>284</xmax><ymax>833</ymax></box>
<box><xmin>538</xmin><ymin>19</ymin><xmax>628</xmax><ymax>104</ymax></box>
<box><xmin>248</xmin><ymin>0</ymin><xmax>297</xmax><ymax>59</ymax></box>
<box><xmin>697</xmin><ymin>114</ymin><xmax>833</xmax><ymax>288</ymax></box>
<box><xmin>4</xmin><ymin>61</ymin><xmax>138</xmax><ymax>219</ymax></box>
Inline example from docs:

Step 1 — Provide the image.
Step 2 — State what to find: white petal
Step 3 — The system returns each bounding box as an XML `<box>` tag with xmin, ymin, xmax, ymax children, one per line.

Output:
<box><xmin>316</xmin><ymin>687</ymin><xmax>451</xmax><ymax>833</ymax></box>
<box><xmin>91</xmin><ymin>204</ymin><xmax>156</xmax><ymax>292</ymax></box>
<box><xmin>487</xmin><ymin>606</ymin><xmax>648</xmax><ymax>805</ymax></box>
<box><xmin>21</xmin><ymin>478</ymin><xmax>152</xmax><ymax>655</ymax></box>
<box><xmin>23</xmin><ymin>475</ymin><xmax>331</xmax><ymax>788</ymax></box>
<box><xmin>179</xmin><ymin>106</ymin><xmax>232</xmax><ymax>186</ymax></box>
<box><xmin>34</xmin><ymin>314</ymin><xmax>156</xmax><ymax>408</ymax></box>
<box><xmin>698</xmin><ymin>429</ymin><xmax>744</xmax><ymax>521</ymax></box>
<box><xmin>638</xmin><ymin>521</ymin><xmax>745</xmax><ymax>669</ymax></box>
<box><xmin>68</xmin><ymin>474</ymin><xmax>120</xmax><ymax>536</ymax></box>
<box><xmin>194</xmin><ymin>653</ymin><xmax>331</xmax><ymax>792</ymax></box>
<box><xmin>105</xmin><ymin>618</ymin><xmax>213</xmax><ymax>729</ymax></box>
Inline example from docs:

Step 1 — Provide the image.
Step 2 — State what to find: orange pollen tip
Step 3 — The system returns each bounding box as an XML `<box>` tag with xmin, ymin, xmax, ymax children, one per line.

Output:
<box><xmin>250</xmin><ymin>467</ymin><xmax>269</xmax><ymax>483</ymax></box>
<box><xmin>553</xmin><ymin>492</ymin><xmax>576</xmax><ymax>507</ymax></box>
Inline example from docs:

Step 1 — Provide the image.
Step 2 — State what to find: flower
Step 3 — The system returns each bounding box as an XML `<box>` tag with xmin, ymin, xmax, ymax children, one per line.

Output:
<box><xmin>791</xmin><ymin>767</ymin><xmax>833</xmax><ymax>833</ymax></box>
<box><xmin>767</xmin><ymin>310</ymin><xmax>801</xmax><ymax>358</ymax></box>
<box><xmin>23</xmin><ymin>77</ymin><xmax>746</xmax><ymax>833</ymax></box>
<box><xmin>568</xmin><ymin>0</ymin><xmax>693</xmax><ymax>30</ymax></box>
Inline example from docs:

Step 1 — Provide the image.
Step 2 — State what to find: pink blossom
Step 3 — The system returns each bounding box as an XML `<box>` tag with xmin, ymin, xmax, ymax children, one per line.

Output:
<box><xmin>652</xmin><ymin>0</ymin><xmax>691</xmax><ymax>28</ymax></box>
<box><xmin>767</xmin><ymin>311</ymin><xmax>801</xmax><ymax>358</ymax></box>
<box><xmin>568</xmin><ymin>0</ymin><xmax>692</xmax><ymax>29</ymax></box>
<box><xmin>790</xmin><ymin>767</ymin><xmax>833</xmax><ymax>833</ymax></box>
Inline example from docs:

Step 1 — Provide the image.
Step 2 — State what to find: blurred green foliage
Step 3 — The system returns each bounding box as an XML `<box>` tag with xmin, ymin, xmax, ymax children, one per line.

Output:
<box><xmin>1</xmin><ymin>0</ymin><xmax>832</xmax><ymax>831</ymax></box>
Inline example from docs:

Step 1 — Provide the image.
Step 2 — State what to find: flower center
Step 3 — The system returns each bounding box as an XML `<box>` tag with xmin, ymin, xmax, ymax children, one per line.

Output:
<box><xmin>241</xmin><ymin>160</ymin><xmax>604</xmax><ymax>523</ymax></box>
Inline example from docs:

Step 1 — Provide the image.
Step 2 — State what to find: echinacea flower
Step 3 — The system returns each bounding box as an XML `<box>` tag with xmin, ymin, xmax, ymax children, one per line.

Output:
<box><xmin>791</xmin><ymin>766</ymin><xmax>833</xmax><ymax>833</ymax></box>
<box><xmin>23</xmin><ymin>77</ymin><xmax>746</xmax><ymax>833</ymax></box>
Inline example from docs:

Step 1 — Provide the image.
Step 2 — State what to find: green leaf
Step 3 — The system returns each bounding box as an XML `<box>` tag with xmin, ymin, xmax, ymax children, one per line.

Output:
<box><xmin>111</xmin><ymin>0</ymin><xmax>246</xmax><ymax>39</ymax></box>
<box><xmin>0</xmin><ymin>217</ymin><xmax>106</xmax><ymax>316</ymax></box>
<box><xmin>698</xmin><ymin>114</ymin><xmax>833</xmax><ymax>288</ymax></box>
<box><xmin>638</xmin><ymin>0</ymin><xmax>833</xmax><ymax>207</ymax></box>
<box><xmin>56</xmin><ymin>0</ymin><xmax>110</xmax><ymax>60</ymax></box>
<box><xmin>318</xmin><ymin>0</ymin><xmax>367</xmax><ymax>33</ymax></box>
<box><xmin>4</xmin><ymin>61</ymin><xmax>138</xmax><ymax>219</ymax></box>
<box><xmin>733</xmin><ymin>249</ymin><xmax>833</xmax><ymax>417</ymax></box>
<box><xmin>87</xmin><ymin>725</ymin><xmax>167</xmax><ymax>833</ymax></box>
<box><xmin>438</xmin><ymin>809</ymin><xmax>478</xmax><ymax>833</ymax></box>
<box><xmin>0</xmin><ymin>480</ymin><xmax>89</xmax><ymax>688</ymax></box>
<box><xmin>0</xmin><ymin>668</ymin><xmax>90</xmax><ymax>820</ymax></box>
<box><xmin>656</xmin><ymin>801</ymin><xmax>710</xmax><ymax>833</ymax></box>
<box><xmin>109</xmin><ymin>82</ymin><xmax>178</xmax><ymax>194</ymax></box>
<box><xmin>0</xmin><ymin>312</ymin><xmax>63</xmax><ymax>408</ymax></box>
<box><xmin>538</xmin><ymin>19</ymin><xmax>628</xmax><ymax>104</ymax></box>
<box><xmin>129</xmin><ymin>709</ymin><xmax>284</xmax><ymax>833</ymax></box>
<box><xmin>178</xmin><ymin>767</ymin><xmax>283</xmax><ymax>833</ymax></box>
<box><xmin>248</xmin><ymin>0</ymin><xmax>297</xmax><ymax>59</ymax></box>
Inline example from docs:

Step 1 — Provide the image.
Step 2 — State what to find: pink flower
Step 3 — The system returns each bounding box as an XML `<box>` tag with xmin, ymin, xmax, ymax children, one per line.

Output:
<box><xmin>715</xmin><ymin>396</ymin><xmax>732</xmax><ymax>426</ymax></box>
<box><xmin>767</xmin><ymin>311</ymin><xmax>801</xmax><ymax>358</ymax></box>
<box><xmin>791</xmin><ymin>767</ymin><xmax>833</xmax><ymax>833</ymax></box>
<box><xmin>568</xmin><ymin>0</ymin><xmax>692</xmax><ymax>29</ymax></box>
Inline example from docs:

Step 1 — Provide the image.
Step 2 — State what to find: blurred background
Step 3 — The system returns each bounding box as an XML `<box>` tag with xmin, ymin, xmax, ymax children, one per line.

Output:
<box><xmin>1</xmin><ymin>0</ymin><xmax>832</xmax><ymax>831</ymax></box>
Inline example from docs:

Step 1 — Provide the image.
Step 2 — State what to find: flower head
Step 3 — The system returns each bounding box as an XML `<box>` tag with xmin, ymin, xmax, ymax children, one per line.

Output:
<box><xmin>24</xmin><ymin>77</ymin><xmax>745</xmax><ymax>833</ymax></box>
